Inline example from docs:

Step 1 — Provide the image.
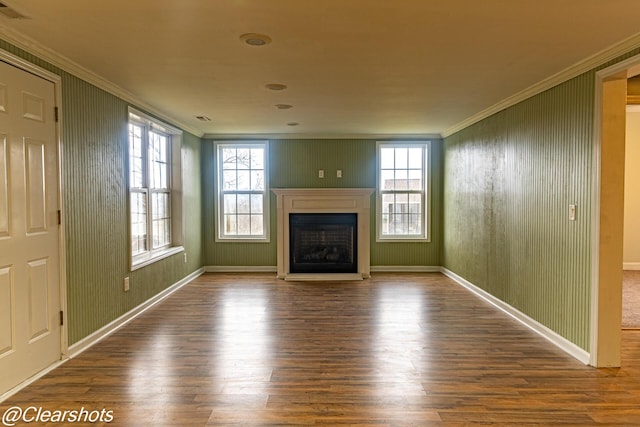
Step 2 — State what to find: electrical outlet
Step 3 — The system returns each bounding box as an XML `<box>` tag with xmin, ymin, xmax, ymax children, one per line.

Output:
<box><xmin>124</xmin><ymin>277</ymin><xmax>130</xmax><ymax>292</ymax></box>
<box><xmin>318</xmin><ymin>170</ymin><xmax>324</xmax><ymax>178</ymax></box>
<box><xmin>337</xmin><ymin>170</ymin><xmax>342</xmax><ymax>178</ymax></box>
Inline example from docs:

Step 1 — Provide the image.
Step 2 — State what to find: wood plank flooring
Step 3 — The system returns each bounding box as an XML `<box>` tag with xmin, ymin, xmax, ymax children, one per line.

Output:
<box><xmin>2</xmin><ymin>273</ymin><xmax>640</xmax><ymax>426</ymax></box>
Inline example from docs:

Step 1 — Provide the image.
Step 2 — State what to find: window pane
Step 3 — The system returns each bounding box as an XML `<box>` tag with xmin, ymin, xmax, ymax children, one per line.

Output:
<box><xmin>224</xmin><ymin>214</ymin><xmax>237</xmax><ymax>234</ymax></box>
<box><xmin>251</xmin><ymin>170</ymin><xmax>264</xmax><ymax>191</ymax></box>
<box><xmin>409</xmin><ymin>193</ymin><xmax>422</xmax><ymax>212</ymax></box>
<box><xmin>224</xmin><ymin>194</ymin><xmax>237</xmax><ymax>214</ymax></box>
<box><xmin>380</xmin><ymin>170</ymin><xmax>394</xmax><ymax>190</ymax></box>
<box><xmin>236</xmin><ymin>148</ymin><xmax>250</xmax><ymax>169</ymax></box>
<box><xmin>251</xmin><ymin>194</ymin><xmax>263</xmax><ymax>214</ymax></box>
<box><xmin>394</xmin><ymin>169</ymin><xmax>408</xmax><ymax>191</ymax></box>
<box><xmin>237</xmin><ymin>170</ymin><xmax>250</xmax><ymax>191</ymax></box>
<box><xmin>151</xmin><ymin>192</ymin><xmax>170</xmax><ymax>248</ymax></box>
<box><xmin>408</xmin><ymin>148</ymin><xmax>422</xmax><ymax>169</ymax></box>
<box><xmin>223</xmin><ymin>170</ymin><xmax>237</xmax><ymax>191</ymax></box>
<box><xmin>251</xmin><ymin>214</ymin><xmax>264</xmax><ymax>235</ymax></box>
<box><xmin>409</xmin><ymin>214</ymin><xmax>421</xmax><ymax>234</ymax></box>
<box><xmin>237</xmin><ymin>214</ymin><xmax>251</xmax><ymax>234</ymax></box>
<box><xmin>149</xmin><ymin>131</ymin><xmax>169</xmax><ymax>189</ymax></box>
<box><xmin>129</xmin><ymin>124</ymin><xmax>144</xmax><ymax>188</ymax></box>
<box><xmin>237</xmin><ymin>194</ymin><xmax>250</xmax><ymax>213</ymax></box>
<box><xmin>395</xmin><ymin>147</ymin><xmax>408</xmax><ymax>169</ymax></box>
<box><xmin>222</xmin><ymin>148</ymin><xmax>237</xmax><ymax>169</ymax></box>
<box><xmin>250</xmin><ymin>148</ymin><xmax>264</xmax><ymax>169</ymax></box>
<box><xmin>408</xmin><ymin>169</ymin><xmax>422</xmax><ymax>190</ymax></box>
<box><xmin>380</xmin><ymin>148</ymin><xmax>394</xmax><ymax>169</ymax></box>
<box><xmin>130</xmin><ymin>191</ymin><xmax>147</xmax><ymax>255</ymax></box>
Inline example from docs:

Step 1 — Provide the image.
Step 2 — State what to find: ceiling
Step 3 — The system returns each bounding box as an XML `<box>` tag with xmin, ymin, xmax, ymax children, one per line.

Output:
<box><xmin>1</xmin><ymin>0</ymin><xmax>640</xmax><ymax>138</ymax></box>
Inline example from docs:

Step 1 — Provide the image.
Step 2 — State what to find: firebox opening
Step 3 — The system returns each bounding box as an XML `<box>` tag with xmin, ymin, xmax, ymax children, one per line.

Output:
<box><xmin>289</xmin><ymin>213</ymin><xmax>357</xmax><ymax>274</ymax></box>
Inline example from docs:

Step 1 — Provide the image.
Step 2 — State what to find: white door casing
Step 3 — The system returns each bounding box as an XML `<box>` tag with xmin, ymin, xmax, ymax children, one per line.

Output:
<box><xmin>0</xmin><ymin>59</ymin><xmax>61</xmax><ymax>393</ymax></box>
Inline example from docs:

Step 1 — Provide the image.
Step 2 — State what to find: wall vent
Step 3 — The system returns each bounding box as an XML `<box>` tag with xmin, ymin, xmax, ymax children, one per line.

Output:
<box><xmin>0</xmin><ymin>2</ymin><xmax>29</xmax><ymax>19</ymax></box>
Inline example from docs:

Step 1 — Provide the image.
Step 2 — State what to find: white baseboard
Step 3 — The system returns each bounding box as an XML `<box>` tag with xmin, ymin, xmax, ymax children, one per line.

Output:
<box><xmin>67</xmin><ymin>268</ymin><xmax>204</xmax><ymax>358</ymax></box>
<box><xmin>370</xmin><ymin>265</ymin><xmax>441</xmax><ymax>272</ymax></box>
<box><xmin>440</xmin><ymin>267</ymin><xmax>591</xmax><ymax>365</ymax></box>
<box><xmin>623</xmin><ymin>262</ymin><xmax>640</xmax><ymax>270</ymax></box>
<box><xmin>204</xmin><ymin>265</ymin><xmax>277</xmax><ymax>273</ymax></box>
<box><xmin>0</xmin><ymin>359</ymin><xmax>66</xmax><ymax>403</ymax></box>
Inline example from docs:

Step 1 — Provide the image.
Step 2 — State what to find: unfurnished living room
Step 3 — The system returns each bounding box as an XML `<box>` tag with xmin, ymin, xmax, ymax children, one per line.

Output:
<box><xmin>1</xmin><ymin>1</ymin><xmax>640</xmax><ymax>426</ymax></box>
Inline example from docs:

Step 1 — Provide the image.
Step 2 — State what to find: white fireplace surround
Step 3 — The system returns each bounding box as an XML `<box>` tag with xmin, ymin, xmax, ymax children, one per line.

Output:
<box><xmin>272</xmin><ymin>188</ymin><xmax>375</xmax><ymax>281</ymax></box>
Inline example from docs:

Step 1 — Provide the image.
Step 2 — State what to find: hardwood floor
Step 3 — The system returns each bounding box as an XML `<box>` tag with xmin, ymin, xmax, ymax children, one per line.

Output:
<box><xmin>2</xmin><ymin>272</ymin><xmax>640</xmax><ymax>426</ymax></box>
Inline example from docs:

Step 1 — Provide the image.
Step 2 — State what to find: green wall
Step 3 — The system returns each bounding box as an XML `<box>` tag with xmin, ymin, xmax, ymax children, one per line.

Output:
<box><xmin>0</xmin><ymin>40</ymin><xmax>204</xmax><ymax>345</ymax></box>
<box><xmin>443</xmin><ymin>49</ymin><xmax>640</xmax><ymax>351</ymax></box>
<box><xmin>203</xmin><ymin>138</ymin><xmax>444</xmax><ymax>267</ymax></box>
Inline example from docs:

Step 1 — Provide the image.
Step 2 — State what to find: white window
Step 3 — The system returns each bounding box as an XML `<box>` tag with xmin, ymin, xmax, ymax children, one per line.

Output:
<box><xmin>128</xmin><ymin>108</ymin><xmax>184</xmax><ymax>269</ymax></box>
<box><xmin>377</xmin><ymin>141</ymin><xmax>430</xmax><ymax>241</ymax></box>
<box><xmin>216</xmin><ymin>141</ymin><xmax>269</xmax><ymax>241</ymax></box>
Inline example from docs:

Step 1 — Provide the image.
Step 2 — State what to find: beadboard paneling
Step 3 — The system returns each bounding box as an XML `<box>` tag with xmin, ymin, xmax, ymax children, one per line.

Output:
<box><xmin>443</xmin><ymin>74</ymin><xmax>596</xmax><ymax>350</ymax></box>
<box><xmin>0</xmin><ymin>40</ymin><xmax>204</xmax><ymax>345</ymax></box>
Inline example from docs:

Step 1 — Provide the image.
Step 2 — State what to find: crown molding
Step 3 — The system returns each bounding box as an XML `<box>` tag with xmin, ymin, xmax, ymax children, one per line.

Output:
<box><xmin>0</xmin><ymin>25</ymin><xmax>204</xmax><ymax>137</ymax></box>
<box><xmin>202</xmin><ymin>133</ymin><xmax>443</xmax><ymax>140</ymax></box>
<box><xmin>443</xmin><ymin>31</ymin><xmax>640</xmax><ymax>138</ymax></box>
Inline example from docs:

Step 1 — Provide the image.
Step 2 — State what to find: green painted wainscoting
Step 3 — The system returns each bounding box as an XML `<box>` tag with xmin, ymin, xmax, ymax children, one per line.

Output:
<box><xmin>202</xmin><ymin>138</ymin><xmax>444</xmax><ymax>268</ymax></box>
<box><xmin>0</xmin><ymin>40</ymin><xmax>204</xmax><ymax>346</ymax></box>
<box><xmin>443</xmin><ymin>46</ymin><xmax>640</xmax><ymax>351</ymax></box>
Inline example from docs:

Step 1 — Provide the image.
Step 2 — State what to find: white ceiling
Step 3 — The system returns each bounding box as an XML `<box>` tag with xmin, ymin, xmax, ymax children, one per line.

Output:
<box><xmin>1</xmin><ymin>0</ymin><xmax>640</xmax><ymax>138</ymax></box>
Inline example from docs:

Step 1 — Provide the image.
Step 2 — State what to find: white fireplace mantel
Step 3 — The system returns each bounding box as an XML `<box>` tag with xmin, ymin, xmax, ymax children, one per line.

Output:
<box><xmin>272</xmin><ymin>188</ymin><xmax>375</xmax><ymax>281</ymax></box>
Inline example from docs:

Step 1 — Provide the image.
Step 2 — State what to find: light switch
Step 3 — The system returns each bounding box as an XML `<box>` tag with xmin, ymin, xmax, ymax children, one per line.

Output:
<box><xmin>569</xmin><ymin>204</ymin><xmax>576</xmax><ymax>221</ymax></box>
<box><xmin>318</xmin><ymin>170</ymin><xmax>324</xmax><ymax>178</ymax></box>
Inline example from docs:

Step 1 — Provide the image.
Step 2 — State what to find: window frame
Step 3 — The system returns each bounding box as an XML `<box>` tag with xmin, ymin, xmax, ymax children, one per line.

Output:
<box><xmin>128</xmin><ymin>107</ymin><xmax>184</xmax><ymax>270</ymax></box>
<box><xmin>376</xmin><ymin>141</ymin><xmax>431</xmax><ymax>242</ymax></box>
<box><xmin>215</xmin><ymin>140</ymin><xmax>270</xmax><ymax>242</ymax></box>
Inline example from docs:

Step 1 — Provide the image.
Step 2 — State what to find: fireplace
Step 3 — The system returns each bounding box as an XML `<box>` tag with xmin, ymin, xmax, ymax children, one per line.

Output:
<box><xmin>290</xmin><ymin>213</ymin><xmax>357</xmax><ymax>274</ymax></box>
<box><xmin>272</xmin><ymin>188</ymin><xmax>374</xmax><ymax>280</ymax></box>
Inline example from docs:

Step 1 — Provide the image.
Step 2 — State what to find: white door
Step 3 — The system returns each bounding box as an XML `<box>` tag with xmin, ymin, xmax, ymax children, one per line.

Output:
<box><xmin>0</xmin><ymin>60</ymin><xmax>60</xmax><ymax>394</ymax></box>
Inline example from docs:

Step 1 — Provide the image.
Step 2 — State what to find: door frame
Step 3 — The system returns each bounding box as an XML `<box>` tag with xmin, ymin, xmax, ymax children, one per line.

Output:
<box><xmin>0</xmin><ymin>48</ymin><xmax>68</xmax><ymax>357</ymax></box>
<box><xmin>591</xmin><ymin>52</ymin><xmax>640</xmax><ymax>367</ymax></box>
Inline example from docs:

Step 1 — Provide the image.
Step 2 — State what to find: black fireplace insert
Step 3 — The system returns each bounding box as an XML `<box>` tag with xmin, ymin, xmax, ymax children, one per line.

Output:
<box><xmin>289</xmin><ymin>213</ymin><xmax>357</xmax><ymax>273</ymax></box>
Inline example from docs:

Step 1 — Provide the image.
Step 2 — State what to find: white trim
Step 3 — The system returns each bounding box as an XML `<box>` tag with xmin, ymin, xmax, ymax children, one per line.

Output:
<box><xmin>623</xmin><ymin>263</ymin><xmax>640</xmax><ymax>270</ymax></box>
<box><xmin>204</xmin><ymin>265</ymin><xmax>277</xmax><ymax>273</ymax></box>
<box><xmin>0</xmin><ymin>26</ymin><xmax>203</xmax><ymax>137</ymax></box>
<box><xmin>0</xmin><ymin>48</ymin><xmax>70</xmax><ymax>358</ymax></box>
<box><xmin>590</xmin><ymin>66</ymin><xmax>605</xmax><ymax>367</ymax></box>
<box><xmin>284</xmin><ymin>273</ymin><xmax>364</xmax><ymax>281</ymax></box>
<box><xmin>215</xmin><ymin>140</ymin><xmax>270</xmax><ymax>243</ymax></box>
<box><xmin>443</xmin><ymin>32</ymin><xmax>640</xmax><ymax>138</ymax></box>
<box><xmin>590</xmin><ymin>53</ymin><xmax>640</xmax><ymax>367</ymax></box>
<box><xmin>376</xmin><ymin>141</ymin><xmax>431</xmax><ymax>242</ymax></box>
<box><xmin>67</xmin><ymin>268</ymin><xmax>204</xmax><ymax>358</ymax></box>
<box><xmin>370</xmin><ymin>265</ymin><xmax>441</xmax><ymax>272</ymax></box>
<box><xmin>131</xmin><ymin>246</ymin><xmax>184</xmax><ymax>271</ymax></box>
<box><xmin>441</xmin><ymin>267</ymin><xmax>591</xmax><ymax>365</ymax></box>
<box><xmin>0</xmin><ymin>359</ymin><xmax>66</xmax><ymax>403</ymax></box>
<box><xmin>204</xmin><ymin>133</ymin><xmax>443</xmax><ymax>140</ymax></box>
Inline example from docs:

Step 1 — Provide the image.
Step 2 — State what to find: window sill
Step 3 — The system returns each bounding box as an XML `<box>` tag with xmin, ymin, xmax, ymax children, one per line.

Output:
<box><xmin>131</xmin><ymin>246</ymin><xmax>185</xmax><ymax>271</ymax></box>
<box><xmin>215</xmin><ymin>237</ymin><xmax>271</xmax><ymax>243</ymax></box>
<box><xmin>376</xmin><ymin>236</ymin><xmax>431</xmax><ymax>243</ymax></box>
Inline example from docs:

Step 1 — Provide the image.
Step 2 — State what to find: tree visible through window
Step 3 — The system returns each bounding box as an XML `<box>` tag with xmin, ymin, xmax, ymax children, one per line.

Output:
<box><xmin>377</xmin><ymin>142</ymin><xmax>430</xmax><ymax>241</ymax></box>
<box><xmin>128</xmin><ymin>108</ymin><xmax>183</xmax><ymax>267</ymax></box>
<box><xmin>217</xmin><ymin>142</ymin><xmax>269</xmax><ymax>241</ymax></box>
